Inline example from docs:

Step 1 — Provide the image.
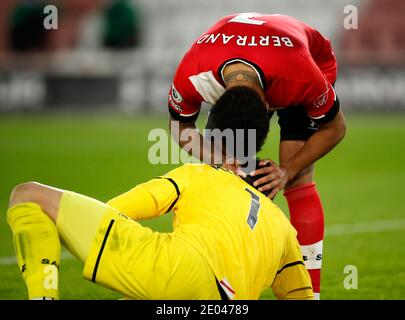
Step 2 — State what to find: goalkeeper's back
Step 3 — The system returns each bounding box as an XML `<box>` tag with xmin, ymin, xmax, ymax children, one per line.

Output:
<box><xmin>108</xmin><ymin>163</ymin><xmax>313</xmax><ymax>299</ymax></box>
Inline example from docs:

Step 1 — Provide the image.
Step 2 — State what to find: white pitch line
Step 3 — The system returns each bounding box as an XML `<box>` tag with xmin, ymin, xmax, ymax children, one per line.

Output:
<box><xmin>1</xmin><ymin>219</ymin><xmax>404</xmax><ymax>266</ymax></box>
<box><xmin>325</xmin><ymin>219</ymin><xmax>405</xmax><ymax>236</ymax></box>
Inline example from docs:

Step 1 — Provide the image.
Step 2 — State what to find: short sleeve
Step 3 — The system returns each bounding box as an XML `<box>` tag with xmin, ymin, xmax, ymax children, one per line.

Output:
<box><xmin>301</xmin><ymin>60</ymin><xmax>340</xmax><ymax>124</ymax></box>
<box><xmin>159</xmin><ymin>164</ymin><xmax>192</xmax><ymax>194</ymax></box>
<box><xmin>302</xmin><ymin>23</ymin><xmax>337</xmax><ymax>84</ymax></box>
<box><xmin>107</xmin><ymin>165</ymin><xmax>193</xmax><ymax>220</ymax></box>
<box><xmin>107</xmin><ymin>178</ymin><xmax>179</xmax><ymax>220</ymax></box>
<box><xmin>168</xmin><ymin>60</ymin><xmax>202</xmax><ymax>122</ymax></box>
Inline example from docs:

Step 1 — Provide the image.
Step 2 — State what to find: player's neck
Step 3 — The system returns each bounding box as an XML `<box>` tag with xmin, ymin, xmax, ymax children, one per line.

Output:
<box><xmin>223</xmin><ymin>63</ymin><xmax>265</xmax><ymax>102</ymax></box>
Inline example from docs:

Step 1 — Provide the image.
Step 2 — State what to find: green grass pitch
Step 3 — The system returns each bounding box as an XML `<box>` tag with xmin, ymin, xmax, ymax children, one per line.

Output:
<box><xmin>0</xmin><ymin>112</ymin><xmax>404</xmax><ymax>300</ymax></box>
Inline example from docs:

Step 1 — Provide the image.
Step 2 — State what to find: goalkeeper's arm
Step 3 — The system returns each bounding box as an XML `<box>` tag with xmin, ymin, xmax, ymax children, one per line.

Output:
<box><xmin>107</xmin><ymin>177</ymin><xmax>180</xmax><ymax>221</ymax></box>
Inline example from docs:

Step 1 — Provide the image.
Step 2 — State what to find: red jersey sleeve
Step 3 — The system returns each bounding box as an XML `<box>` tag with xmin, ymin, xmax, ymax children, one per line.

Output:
<box><xmin>303</xmin><ymin>24</ymin><xmax>337</xmax><ymax>84</ymax></box>
<box><xmin>301</xmin><ymin>58</ymin><xmax>340</xmax><ymax>124</ymax></box>
<box><xmin>168</xmin><ymin>60</ymin><xmax>202</xmax><ymax>122</ymax></box>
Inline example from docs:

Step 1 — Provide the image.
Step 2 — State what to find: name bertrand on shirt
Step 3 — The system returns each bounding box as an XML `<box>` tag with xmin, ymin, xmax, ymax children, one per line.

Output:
<box><xmin>196</xmin><ymin>33</ymin><xmax>294</xmax><ymax>47</ymax></box>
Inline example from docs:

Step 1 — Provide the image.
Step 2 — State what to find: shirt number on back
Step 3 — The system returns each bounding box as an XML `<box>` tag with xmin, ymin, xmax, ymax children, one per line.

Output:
<box><xmin>228</xmin><ymin>13</ymin><xmax>266</xmax><ymax>26</ymax></box>
<box><xmin>245</xmin><ymin>188</ymin><xmax>261</xmax><ymax>230</ymax></box>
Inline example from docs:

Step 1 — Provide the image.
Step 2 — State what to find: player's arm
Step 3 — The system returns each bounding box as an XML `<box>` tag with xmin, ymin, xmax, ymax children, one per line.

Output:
<box><xmin>169</xmin><ymin>114</ymin><xmax>198</xmax><ymax>153</ymax></box>
<box><xmin>252</xmin><ymin>104</ymin><xmax>345</xmax><ymax>198</ymax></box>
<box><xmin>168</xmin><ymin>57</ymin><xmax>230</xmax><ymax>165</ymax></box>
<box><xmin>260</xmin><ymin>108</ymin><xmax>346</xmax><ymax>198</ymax></box>
<box><xmin>169</xmin><ymin>115</ymin><xmax>226</xmax><ymax>164</ymax></box>
<box><xmin>168</xmin><ymin>81</ymin><xmax>227</xmax><ymax>164</ymax></box>
<box><xmin>107</xmin><ymin>167</ymin><xmax>188</xmax><ymax>220</ymax></box>
<box><xmin>281</xmin><ymin>108</ymin><xmax>346</xmax><ymax>182</ymax></box>
<box><xmin>271</xmin><ymin>231</ymin><xmax>315</xmax><ymax>300</ymax></box>
<box><xmin>282</xmin><ymin>34</ymin><xmax>345</xmax><ymax>181</ymax></box>
<box><xmin>273</xmin><ymin>284</ymin><xmax>314</xmax><ymax>300</ymax></box>
<box><xmin>252</xmin><ymin>62</ymin><xmax>346</xmax><ymax>197</ymax></box>
<box><xmin>271</xmin><ymin>260</ymin><xmax>315</xmax><ymax>300</ymax></box>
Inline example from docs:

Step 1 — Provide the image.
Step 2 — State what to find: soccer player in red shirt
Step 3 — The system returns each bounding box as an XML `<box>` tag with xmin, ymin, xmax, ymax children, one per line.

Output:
<box><xmin>168</xmin><ymin>13</ymin><xmax>346</xmax><ymax>299</ymax></box>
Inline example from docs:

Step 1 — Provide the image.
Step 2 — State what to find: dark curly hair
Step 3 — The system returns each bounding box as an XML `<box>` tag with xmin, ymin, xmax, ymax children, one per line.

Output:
<box><xmin>205</xmin><ymin>86</ymin><xmax>270</xmax><ymax>160</ymax></box>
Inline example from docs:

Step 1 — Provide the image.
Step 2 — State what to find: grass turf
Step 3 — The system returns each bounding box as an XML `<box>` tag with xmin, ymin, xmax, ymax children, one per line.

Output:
<box><xmin>0</xmin><ymin>112</ymin><xmax>404</xmax><ymax>299</ymax></box>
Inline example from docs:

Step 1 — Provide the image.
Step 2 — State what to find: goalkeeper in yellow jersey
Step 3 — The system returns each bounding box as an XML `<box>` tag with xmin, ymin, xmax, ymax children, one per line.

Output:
<box><xmin>7</xmin><ymin>96</ymin><xmax>313</xmax><ymax>300</ymax></box>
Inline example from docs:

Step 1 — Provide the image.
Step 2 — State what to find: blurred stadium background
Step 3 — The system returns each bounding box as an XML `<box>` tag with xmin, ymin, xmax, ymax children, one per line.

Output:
<box><xmin>0</xmin><ymin>0</ymin><xmax>404</xmax><ymax>299</ymax></box>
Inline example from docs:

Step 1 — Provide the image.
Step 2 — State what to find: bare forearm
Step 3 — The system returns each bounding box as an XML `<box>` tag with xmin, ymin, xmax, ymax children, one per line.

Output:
<box><xmin>282</xmin><ymin>111</ymin><xmax>346</xmax><ymax>181</ymax></box>
<box><xmin>169</xmin><ymin>118</ymin><xmax>224</xmax><ymax>164</ymax></box>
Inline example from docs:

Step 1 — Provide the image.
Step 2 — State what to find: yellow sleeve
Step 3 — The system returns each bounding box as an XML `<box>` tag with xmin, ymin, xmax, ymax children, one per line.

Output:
<box><xmin>271</xmin><ymin>263</ymin><xmax>314</xmax><ymax>300</ymax></box>
<box><xmin>271</xmin><ymin>230</ymin><xmax>314</xmax><ymax>300</ymax></box>
<box><xmin>107</xmin><ymin>165</ymin><xmax>191</xmax><ymax>220</ymax></box>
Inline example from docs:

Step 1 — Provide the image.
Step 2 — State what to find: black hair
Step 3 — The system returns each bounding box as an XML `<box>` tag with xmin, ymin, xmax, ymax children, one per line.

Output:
<box><xmin>206</xmin><ymin>86</ymin><xmax>272</xmax><ymax>196</ymax></box>
<box><xmin>206</xmin><ymin>86</ymin><xmax>270</xmax><ymax>159</ymax></box>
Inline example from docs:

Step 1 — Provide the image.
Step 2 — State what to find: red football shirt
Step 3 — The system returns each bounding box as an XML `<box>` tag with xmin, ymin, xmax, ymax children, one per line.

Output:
<box><xmin>168</xmin><ymin>13</ymin><xmax>338</xmax><ymax>123</ymax></box>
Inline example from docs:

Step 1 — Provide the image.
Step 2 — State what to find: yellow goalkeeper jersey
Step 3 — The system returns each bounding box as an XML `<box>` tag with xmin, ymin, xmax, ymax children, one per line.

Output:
<box><xmin>107</xmin><ymin>163</ymin><xmax>311</xmax><ymax>299</ymax></box>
